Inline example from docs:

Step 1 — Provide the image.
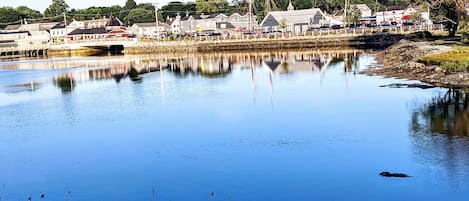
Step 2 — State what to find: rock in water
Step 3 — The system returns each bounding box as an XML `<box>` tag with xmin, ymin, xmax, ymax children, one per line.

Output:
<box><xmin>380</xmin><ymin>171</ymin><xmax>411</xmax><ymax>178</ymax></box>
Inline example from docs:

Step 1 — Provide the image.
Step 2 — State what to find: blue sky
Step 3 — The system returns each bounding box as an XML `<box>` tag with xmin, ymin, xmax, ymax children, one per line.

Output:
<box><xmin>0</xmin><ymin>0</ymin><xmax>178</xmax><ymax>12</ymax></box>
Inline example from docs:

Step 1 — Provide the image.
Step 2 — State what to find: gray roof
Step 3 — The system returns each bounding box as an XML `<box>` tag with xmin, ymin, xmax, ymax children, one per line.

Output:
<box><xmin>260</xmin><ymin>8</ymin><xmax>325</xmax><ymax>26</ymax></box>
<box><xmin>5</xmin><ymin>22</ymin><xmax>62</xmax><ymax>31</ymax></box>
<box><xmin>351</xmin><ymin>4</ymin><xmax>372</xmax><ymax>12</ymax></box>
<box><xmin>4</xmin><ymin>24</ymin><xmax>21</xmax><ymax>30</ymax></box>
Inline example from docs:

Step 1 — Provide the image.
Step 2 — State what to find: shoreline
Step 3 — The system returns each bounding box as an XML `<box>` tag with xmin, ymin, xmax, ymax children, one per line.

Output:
<box><xmin>361</xmin><ymin>40</ymin><xmax>469</xmax><ymax>88</ymax></box>
<box><xmin>123</xmin><ymin>33</ymin><xmax>404</xmax><ymax>54</ymax></box>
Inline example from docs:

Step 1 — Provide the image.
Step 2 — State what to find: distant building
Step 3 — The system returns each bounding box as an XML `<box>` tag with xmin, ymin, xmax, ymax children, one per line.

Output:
<box><xmin>0</xmin><ymin>31</ymin><xmax>30</xmax><ymax>41</ymax></box>
<box><xmin>351</xmin><ymin>4</ymin><xmax>373</xmax><ymax>17</ymax></box>
<box><xmin>375</xmin><ymin>5</ymin><xmax>432</xmax><ymax>25</ymax></box>
<box><xmin>340</xmin><ymin>4</ymin><xmax>376</xmax><ymax>25</ymax></box>
<box><xmin>128</xmin><ymin>22</ymin><xmax>169</xmax><ymax>37</ymax></box>
<box><xmin>49</xmin><ymin>16</ymin><xmax>125</xmax><ymax>38</ymax></box>
<box><xmin>171</xmin><ymin>12</ymin><xmax>258</xmax><ymax>35</ymax></box>
<box><xmin>49</xmin><ymin>22</ymin><xmax>71</xmax><ymax>38</ymax></box>
<box><xmin>0</xmin><ymin>21</ymin><xmax>54</xmax><ymax>46</ymax></box>
<box><xmin>260</xmin><ymin>7</ymin><xmax>336</xmax><ymax>32</ymax></box>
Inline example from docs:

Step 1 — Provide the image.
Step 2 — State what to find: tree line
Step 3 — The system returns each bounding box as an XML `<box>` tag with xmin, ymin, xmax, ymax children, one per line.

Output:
<box><xmin>0</xmin><ymin>0</ymin><xmax>467</xmax><ymax>36</ymax></box>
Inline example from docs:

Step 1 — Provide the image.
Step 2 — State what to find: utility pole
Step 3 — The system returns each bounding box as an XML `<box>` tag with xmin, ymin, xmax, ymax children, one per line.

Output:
<box><xmin>248</xmin><ymin>0</ymin><xmax>252</xmax><ymax>32</ymax></box>
<box><xmin>344</xmin><ymin>0</ymin><xmax>348</xmax><ymax>27</ymax></box>
<box><xmin>375</xmin><ymin>0</ymin><xmax>378</xmax><ymax>14</ymax></box>
<box><xmin>153</xmin><ymin>3</ymin><xmax>160</xmax><ymax>39</ymax></box>
<box><xmin>265</xmin><ymin>0</ymin><xmax>271</xmax><ymax>14</ymax></box>
<box><xmin>63</xmin><ymin>12</ymin><xmax>68</xmax><ymax>44</ymax></box>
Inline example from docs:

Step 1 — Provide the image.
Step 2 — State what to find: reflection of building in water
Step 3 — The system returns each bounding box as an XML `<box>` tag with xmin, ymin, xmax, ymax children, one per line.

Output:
<box><xmin>261</xmin><ymin>52</ymin><xmax>336</xmax><ymax>74</ymax></box>
<box><xmin>3</xmin><ymin>49</ymin><xmax>363</xmax><ymax>93</ymax></box>
<box><xmin>169</xmin><ymin>54</ymin><xmax>233</xmax><ymax>78</ymax></box>
<box><xmin>54</xmin><ymin>64</ymin><xmax>132</xmax><ymax>84</ymax></box>
<box><xmin>1</xmin><ymin>82</ymin><xmax>42</xmax><ymax>94</ymax></box>
<box><xmin>412</xmin><ymin>90</ymin><xmax>469</xmax><ymax>137</ymax></box>
<box><xmin>51</xmin><ymin>56</ymin><xmax>175</xmax><ymax>92</ymax></box>
<box><xmin>168</xmin><ymin>50</ymin><xmax>361</xmax><ymax>77</ymax></box>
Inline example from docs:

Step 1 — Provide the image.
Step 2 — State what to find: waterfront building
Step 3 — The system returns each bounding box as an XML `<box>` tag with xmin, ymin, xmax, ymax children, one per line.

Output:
<box><xmin>260</xmin><ymin>6</ymin><xmax>336</xmax><ymax>33</ymax></box>
<box><xmin>171</xmin><ymin>12</ymin><xmax>258</xmax><ymax>35</ymax></box>
<box><xmin>352</xmin><ymin>4</ymin><xmax>373</xmax><ymax>17</ymax></box>
<box><xmin>334</xmin><ymin>4</ymin><xmax>376</xmax><ymax>26</ymax></box>
<box><xmin>128</xmin><ymin>22</ymin><xmax>170</xmax><ymax>37</ymax></box>
<box><xmin>49</xmin><ymin>16</ymin><xmax>125</xmax><ymax>38</ymax></box>
<box><xmin>0</xmin><ymin>21</ymin><xmax>53</xmax><ymax>47</ymax></box>
<box><xmin>375</xmin><ymin>5</ymin><xmax>432</xmax><ymax>25</ymax></box>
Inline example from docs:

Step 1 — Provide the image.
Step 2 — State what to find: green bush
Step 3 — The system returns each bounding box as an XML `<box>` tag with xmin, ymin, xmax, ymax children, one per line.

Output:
<box><xmin>409</xmin><ymin>31</ymin><xmax>432</xmax><ymax>39</ymax></box>
<box><xmin>442</xmin><ymin>61</ymin><xmax>469</xmax><ymax>73</ymax></box>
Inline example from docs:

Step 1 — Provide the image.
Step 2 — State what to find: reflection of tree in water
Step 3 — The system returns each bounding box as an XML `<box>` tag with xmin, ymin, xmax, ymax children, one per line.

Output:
<box><xmin>409</xmin><ymin>89</ymin><xmax>469</xmax><ymax>185</ymax></box>
<box><xmin>54</xmin><ymin>77</ymin><xmax>75</xmax><ymax>94</ymax></box>
<box><xmin>411</xmin><ymin>90</ymin><xmax>469</xmax><ymax>137</ymax></box>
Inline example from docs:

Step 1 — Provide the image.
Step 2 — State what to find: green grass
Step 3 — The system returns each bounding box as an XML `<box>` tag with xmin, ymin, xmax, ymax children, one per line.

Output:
<box><xmin>419</xmin><ymin>46</ymin><xmax>469</xmax><ymax>72</ymax></box>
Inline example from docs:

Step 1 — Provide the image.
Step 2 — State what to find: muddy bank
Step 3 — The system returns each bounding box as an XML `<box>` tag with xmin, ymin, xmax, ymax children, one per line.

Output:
<box><xmin>361</xmin><ymin>40</ymin><xmax>469</xmax><ymax>88</ymax></box>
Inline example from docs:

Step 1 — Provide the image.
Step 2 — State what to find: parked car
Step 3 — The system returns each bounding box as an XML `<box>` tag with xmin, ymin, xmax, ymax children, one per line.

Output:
<box><xmin>402</xmin><ymin>22</ymin><xmax>415</xmax><ymax>26</ymax></box>
<box><xmin>381</xmin><ymin>22</ymin><xmax>391</xmax><ymax>27</ymax></box>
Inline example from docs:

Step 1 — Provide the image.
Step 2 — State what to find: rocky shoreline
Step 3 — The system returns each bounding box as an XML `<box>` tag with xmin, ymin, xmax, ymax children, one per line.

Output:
<box><xmin>361</xmin><ymin>40</ymin><xmax>469</xmax><ymax>88</ymax></box>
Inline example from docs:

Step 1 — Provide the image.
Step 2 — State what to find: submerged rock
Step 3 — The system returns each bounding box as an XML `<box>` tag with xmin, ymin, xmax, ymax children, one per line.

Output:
<box><xmin>379</xmin><ymin>171</ymin><xmax>411</xmax><ymax>178</ymax></box>
<box><xmin>379</xmin><ymin>83</ymin><xmax>436</xmax><ymax>89</ymax></box>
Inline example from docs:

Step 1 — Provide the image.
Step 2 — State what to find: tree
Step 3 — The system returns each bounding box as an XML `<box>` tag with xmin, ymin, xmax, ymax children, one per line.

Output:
<box><xmin>279</xmin><ymin>18</ymin><xmax>287</xmax><ymax>31</ymax></box>
<box><xmin>124</xmin><ymin>0</ymin><xmax>138</xmax><ymax>10</ymax></box>
<box><xmin>160</xmin><ymin>1</ymin><xmax>196</xmax><ymax>18</ymax></box>
<box><xmin>44</xmin><ymin>0</ymin><xmax>69</xmax><ymax>17</ymax></box>
<box><xmin>195</xmin><ymin>0</ymin><xmax>228</xmax><ymax>14</ymax></box>
<box><xmin>16</xmin><ymin>6</ymin><xmax>42</xmax><ymax>19</ymax></box>
<box><xmin>123</xmin><ymin>8</ymin><xmax>154</xmax><ymax>26</ymax></box>
<box><xmin>426</xmin><ymin>0</ymin><xmax>467</xmax><ymax>37</ymax></box>
<box><xmin>0</xmin><ymin>7</ymin><xmax>21</xmax><ymax>24</ymax></box>
<box><xmin>410</xmin><ymin>12</ymin><xmax>424</xmax><ymax>23</ymax></box>
<box><xmin>459</xmin><ymin>15</ymin><xmax>469</xmax><ymax>41</ymax></box>
<box><xmin>293</xmin><ymin>0</ymin><xmax>313</xmax><ymax>10</ymax></box>
<box><xmin>345</xmin><ymin>5</ymin><xmax>362</xmax><ymax>26</ymax></box>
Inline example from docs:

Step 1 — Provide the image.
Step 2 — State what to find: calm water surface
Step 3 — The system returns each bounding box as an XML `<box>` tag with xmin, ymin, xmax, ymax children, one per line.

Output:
<box><xmin>0</xmin><ymin>50</ymin><xmax>468</xmax><ymax>201</ymax></box>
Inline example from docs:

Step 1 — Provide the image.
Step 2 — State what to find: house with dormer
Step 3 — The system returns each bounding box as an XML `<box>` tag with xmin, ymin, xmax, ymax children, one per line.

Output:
<box><xmin>171</xmin><ymin>12</ymin><xmax>258</xmax><ymax>35</ymax></box>
<box><xmin>260</xmin><ymin>2</ymin><xmax>334</xmax><ymax>33</ymax></box>
<box><xmin>49</xmin><ymin>16</ymin><xmax>125</xmax><ymax>38</ymax></box>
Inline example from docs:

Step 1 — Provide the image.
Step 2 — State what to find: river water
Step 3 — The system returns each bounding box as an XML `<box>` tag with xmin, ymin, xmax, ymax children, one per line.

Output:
<box><xmin>0</xmin><ymin>50</ymin><xmax>468</xmax><ymax>201</ymax></box>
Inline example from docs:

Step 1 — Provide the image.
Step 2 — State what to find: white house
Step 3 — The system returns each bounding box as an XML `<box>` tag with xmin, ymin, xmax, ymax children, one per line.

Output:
<box><xmin>128</xmin><ymin>22</ymin><xmax>169</xmax><ymax>37</ymax></box>
<box><xmin>376</xmin><ymin>5</ymin><xmax>432</xmax><ymax>25</ymax></box>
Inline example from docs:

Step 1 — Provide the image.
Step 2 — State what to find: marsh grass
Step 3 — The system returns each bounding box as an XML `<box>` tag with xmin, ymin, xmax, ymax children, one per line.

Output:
<box><xmin>419</xmin><ymin>46</ymin><xmax>469</xmax><ymax>72</ymax></box>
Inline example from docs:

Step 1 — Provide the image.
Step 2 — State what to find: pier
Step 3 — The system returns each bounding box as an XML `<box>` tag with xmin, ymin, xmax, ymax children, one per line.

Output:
<box><xmin>0</xmin><ymin>44</ymin><xmax>49</xmax><ymax>59</ymax></box>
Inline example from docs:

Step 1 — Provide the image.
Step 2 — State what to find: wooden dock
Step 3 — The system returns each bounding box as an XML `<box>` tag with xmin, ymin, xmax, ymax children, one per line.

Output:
<box><xmin>0</xmin><ymin>45</ymin><xmax>49</xmax><ymax>59</ymax></box>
